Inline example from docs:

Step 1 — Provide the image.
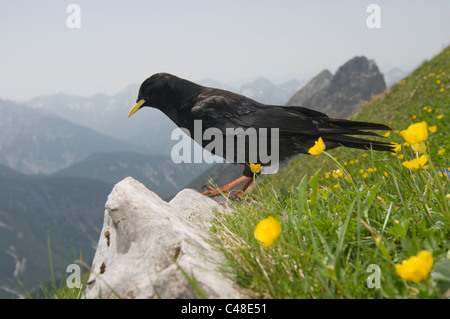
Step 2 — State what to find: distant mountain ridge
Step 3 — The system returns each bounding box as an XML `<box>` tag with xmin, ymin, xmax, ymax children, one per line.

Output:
<box><xmin>0</xmin><ymin>99</ymin><xmax>151</xmax><ymax>174</ymax></box>
<box><xmin>54</xmin><ymin>151</ymin><xmax>211</xmax><ymax>200</ymax></box>
<box><xmin>26</xmin><ymin>84</ymin><xmax>178</xmax><ymax>157</ymax></box>
<box><xmin>237</xmin><ymin>77</ymin><xmax>304</xmax><ymax>105</ymax></box>
<box><xmin>383</xmin><ymin>67</ymin><xmax>410</xmax><ymax>87</ymax></box>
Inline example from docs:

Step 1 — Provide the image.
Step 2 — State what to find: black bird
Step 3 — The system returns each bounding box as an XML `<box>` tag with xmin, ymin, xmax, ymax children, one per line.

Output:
<box><xmin>128</xmin><ymin>73</ymin><xmax>394</xmax><ymax>197</ymax></box>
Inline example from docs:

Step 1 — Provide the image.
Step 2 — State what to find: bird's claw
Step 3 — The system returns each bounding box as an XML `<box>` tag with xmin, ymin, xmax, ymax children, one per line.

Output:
<box><xmin>201</xmin><ymin>187</ymin><xmax>221</xmax><ymax>197</ymax></box>
<box><xmin>201</xmin><ymin>186</ymin><xmax>250</xmax><ymax>201</ymax></box>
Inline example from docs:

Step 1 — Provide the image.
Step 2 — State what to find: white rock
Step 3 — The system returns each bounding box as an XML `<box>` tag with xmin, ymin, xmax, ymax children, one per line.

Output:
<box><xmin>84</xmin><ymin>177</ymin><xmax>241</xmax><ymax>299</ymax></box>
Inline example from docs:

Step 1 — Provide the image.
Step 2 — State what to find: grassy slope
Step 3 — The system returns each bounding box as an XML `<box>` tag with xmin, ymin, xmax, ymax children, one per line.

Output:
<box><xmin>213</xmin><ymin>46</ymin><xmax>450</xmax><ymax>299</ymax></box>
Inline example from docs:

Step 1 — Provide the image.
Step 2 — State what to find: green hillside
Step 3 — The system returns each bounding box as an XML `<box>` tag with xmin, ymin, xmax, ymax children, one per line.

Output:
<box><xmin>0</xmin><ymin>165</ymin><xmax>110</xmax><ymax>298</ymax></box>
<box><xmin>214</xmin><ymin>46</ymin><xmax>450</xmax><ymax>298</ymax></box>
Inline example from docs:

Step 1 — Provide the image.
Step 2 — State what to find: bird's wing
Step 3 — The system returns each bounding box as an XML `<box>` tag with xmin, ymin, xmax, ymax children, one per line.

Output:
<box><xmin>191</xmin><ymin>93</ymin><xmax>324</xmax><ymax>136</ymax></box>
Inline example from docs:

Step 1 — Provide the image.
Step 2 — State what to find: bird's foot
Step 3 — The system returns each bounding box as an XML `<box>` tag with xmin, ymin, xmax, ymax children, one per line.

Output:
<box><xmin>201</xmin><ymin>175</ymin><xmax>251</xmax><ymax>198</ymax></box>
<box><xmin>201</xmin><ymin>185</ymin><xmax>251</xmax><ymax>200</ymax></box>
<box><xmin>201</xmin><ymin>185</ymin><xmax>222</xmax><ymax>197</ymax></box>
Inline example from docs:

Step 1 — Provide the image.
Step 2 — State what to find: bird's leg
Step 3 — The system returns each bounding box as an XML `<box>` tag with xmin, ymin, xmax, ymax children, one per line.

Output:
<box><xmin>234</xmin><ymin>177</ymin><xmax>254</xmax><ymax>198</ymax></box>
<box><xmin>202</xmin><ymin>175</ymin><xmax>251</xmax><ymax>197</ymax></box>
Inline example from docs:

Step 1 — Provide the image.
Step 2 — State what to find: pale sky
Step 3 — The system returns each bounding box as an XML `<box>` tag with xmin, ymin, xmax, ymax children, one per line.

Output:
<box><xmin>1</xmin><ymin>0</ymin><xmax>449</xmax><ymax>101</ymax></box>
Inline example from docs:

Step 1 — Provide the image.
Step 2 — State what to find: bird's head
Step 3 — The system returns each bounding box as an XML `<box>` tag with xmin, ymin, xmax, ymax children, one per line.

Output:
<box><xmin>128</xmin><ymin>73</ymin><xmax>178</xmax><ymax>118</ymax></box>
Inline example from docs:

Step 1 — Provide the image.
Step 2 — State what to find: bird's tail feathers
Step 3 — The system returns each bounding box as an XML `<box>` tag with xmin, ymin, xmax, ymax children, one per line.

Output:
<box><xmin>317</xmin><ymin>118</ymin><xmax>392</xmax><ymax>141</ymax></box>
<box><xmin>323</xmin><ymin>134</ymin><xmax>395</xmax><ymax>153</ymax></box>
<box><xmin>327</xmin><ymin>118</ymin><xmax>391</xmax><ymax>131</ymax></box>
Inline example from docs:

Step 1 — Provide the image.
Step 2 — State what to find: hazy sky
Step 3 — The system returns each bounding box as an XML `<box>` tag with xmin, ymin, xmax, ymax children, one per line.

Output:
<box><xmin>1</xmin><ymin>0</ymin><xmax>449</xmax><ymax>101</ymax></box>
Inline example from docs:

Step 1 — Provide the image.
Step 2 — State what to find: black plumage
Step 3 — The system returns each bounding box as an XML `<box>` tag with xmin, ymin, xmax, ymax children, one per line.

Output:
<box><xmin>129</xmin><ymin>73</ymin><xmax>394</xmax><ymax>197</ymax></box>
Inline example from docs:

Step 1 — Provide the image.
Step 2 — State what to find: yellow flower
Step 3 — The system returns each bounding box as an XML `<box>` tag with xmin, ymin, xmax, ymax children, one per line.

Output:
<box><xmin>437</xmin><ymin>114</ymin><xmax>443</xmax><ymax>119</ymax></box>
<box><xmin>332</xmin><ymin>169</ymin><xmax>343</xmax><ymax>178</ymax></box>
<box><xmin>249</xmin><ymin>163</ymin><xmax>262</xmax><ymax>174</ymax></box>
<box><xmin>362</xmin><ymin>172</ymin><xmax>368</xmax><ymax>179</ymax></box>
<box><xmin>395</xmin><ymin>250</ymin><xmax>433</xmax><ymax>283</ymax></box>
<box><xmin>308</xmin><ymin>137</ymin><xmax>325</xmax><ymax>155</ymax></box>
<box><xmin>384</xmin><ymin>131</ymin><xmax>391</xmax><ymax>137</ymax></box>
<box><xmin>411</xmin><ymin>142</ymin><xmax>427</xmax><ymax>153</ymax></box>
<box><xmin>398</xmin><ymin>154</ymin><xmax>404</xmax><ymax>160</ymax></box>
<box><xmin>428</xmin><ymin>125</ymin><xmax>437</xmax><ymax>133</ymax></box>
<box><xmin>402</xmin><ymin>155</ymin><xmax>428</xmax><ymax>171</ymax></box>
<box><xmin>438</xmin><ymin>148</ymin><xmax>446</xmax><ymax>156</ymax></box>
<box><xmin>324</xmin><ymin>172</ymin><xmax>331</xmax><ymax>179</ymax></box>
<box><xmin>400</xmin><ymin>121</ymin><xmax>428</xmax><ymax>146</ymax></box>
<box><xmin>254</xmin><ymin>216</ymin><xmax>281</xmax><ymax>247</ymax></box>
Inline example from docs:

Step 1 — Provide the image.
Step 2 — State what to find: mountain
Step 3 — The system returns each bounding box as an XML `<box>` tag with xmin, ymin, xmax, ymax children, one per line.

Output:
<box><xmin>278</xmin><ymin>79</ymin><xmax>307</xmax><ymax>98</ymax></box>
<box><xmin>26</xmin><ymin>85</ymin><xmax>178</xmax><ymax>157</ymax></box>
<box><xmin>0</xmin><ymin>163</ymin><xmax>111</xmax><ymax>298</ymax></box>
<box><xmin>197</xmin><ymin>78</ymin><xmax>237</xmax><ymax>91</ymax></box>
<box><xmin>287</xmin><ymin>56</ymin><xmax>386</xmax><ymax>118</ymax></box>
<box><xmin>26</xmin><ymin>84</ymin><xmax>209</xmax><ymax>158</ymax></box>
<box><xmin>287</xmin><ymin>70</ymin><xmax>332</xmax><ymax>106</ymax></box>
<box><xmin>54</xmin><ymin>152</ymin><xmax>211</xmax><ymax>200</ymax></box>
<box><xmin>199</xmin><ymin>77</ymin><xmax>305</xmax><ymax>105</ymax></box>
<box><xmin>238</xmin><ymin>77</ymin><xmax>303</xmax><ymax>105</ymax></box>
<box><xmin>383</xmin><ymin>67</ymin><xmax>410</xmax><ymax>87</ymax></box>
<box><xmin>0</xmin><ymin>99</ymin><xmax>151</xmax><ymax>175</ymax></box>
<box><xmin>0</xmin><ymin>96</ymin><xmax>211</xmax><ymax>198</ymax></box>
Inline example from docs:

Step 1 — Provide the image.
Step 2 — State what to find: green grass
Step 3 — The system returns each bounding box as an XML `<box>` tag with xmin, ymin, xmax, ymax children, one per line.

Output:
<box><xmin>212</xmin><ymin>46</ymin><xmax>450</xmax><ymax>299</ymax></box>
<box><xmin>22</xmin><ymin>234</ymin><xmax>90</xmax><ymax>299</ymax></box>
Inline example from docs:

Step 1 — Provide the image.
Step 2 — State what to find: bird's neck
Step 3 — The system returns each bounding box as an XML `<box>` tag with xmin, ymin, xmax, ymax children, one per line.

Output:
<box><xmin>157</xmin><ymin>82</ymin><xmax>202</xmax><ymax>128</ymax></box>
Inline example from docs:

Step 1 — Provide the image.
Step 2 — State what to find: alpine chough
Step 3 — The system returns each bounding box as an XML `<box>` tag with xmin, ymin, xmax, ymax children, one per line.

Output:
<box><xmin>128</xmin><ymin>73</ymin><xmax>394</xmax><ymax>197</ymax></box>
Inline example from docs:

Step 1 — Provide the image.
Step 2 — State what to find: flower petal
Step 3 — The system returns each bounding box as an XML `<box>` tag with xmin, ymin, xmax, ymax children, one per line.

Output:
<box><xmin>308</xmin><ymin>137</ymin><xmax>325</xmax><ymax>155</ymax></box>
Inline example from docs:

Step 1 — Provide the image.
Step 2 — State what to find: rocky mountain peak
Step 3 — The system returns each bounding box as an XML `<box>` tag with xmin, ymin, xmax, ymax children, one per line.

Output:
<box><xmin>287</xmin><ymin>56</ymin><xmax>386</xmax><ymax>118</ymax></box>
<box><xmin>286</xmin><ymin>69</ymin><xmax>332</xmax><ymax>106</ymax></box>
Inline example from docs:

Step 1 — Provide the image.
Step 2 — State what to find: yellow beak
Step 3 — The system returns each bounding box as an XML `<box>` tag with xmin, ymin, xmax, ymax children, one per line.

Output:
<box><xmin>128</xmin><ymin>99</ymin><xmax>146</xmax><ymax>118</ymax></box>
